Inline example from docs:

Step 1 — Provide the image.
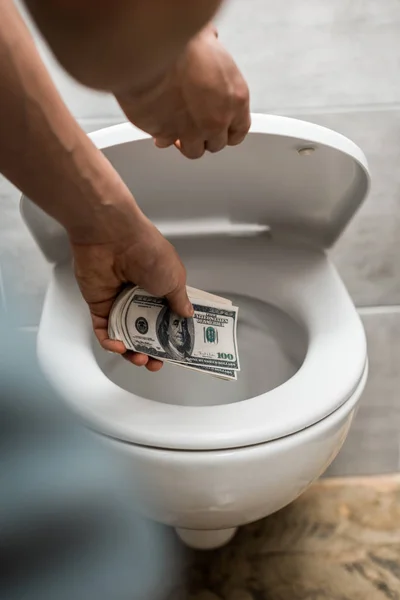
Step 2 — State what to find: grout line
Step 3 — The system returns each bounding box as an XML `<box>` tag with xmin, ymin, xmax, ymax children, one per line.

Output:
<box><xmin>253</xmin><ymin>102</ymin><xmax>400</xmax><ymax>117</ymax></box>
<box><xmin>358</xmin><ymin>306</ymin><xmax>400</xmax><ymax>316</ymax></box>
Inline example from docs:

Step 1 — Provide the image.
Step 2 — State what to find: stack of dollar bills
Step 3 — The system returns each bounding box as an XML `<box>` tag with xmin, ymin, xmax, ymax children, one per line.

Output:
<box><xmin>108</xmin><ymin>286</ymin><xmax>240</xmax><ymax>381</ymax></box>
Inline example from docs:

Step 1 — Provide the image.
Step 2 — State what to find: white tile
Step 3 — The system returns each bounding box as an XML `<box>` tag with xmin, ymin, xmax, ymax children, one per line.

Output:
<box><xmin>359</xmin><ymin>310</ymin><xmax>400</xmax><ymax>410</ymax></box>
<box><xmin>0</xmin><ymin>178</ymin><xmax>50</xmax><ymax>326</ymax></box>
<box><xmin>326</xmin><ymin>428</ymin><xmax>399</xmax><ymax>476</ymax></box>
<box><xmin>327</xmin><ymin>309</ymin><xmax>400</xmax><ymax>476</ymax></box>
<box><xmin>216</xmin><ymin>0</ymin><xmax>400</xmax><ymax>112</ymax></box>
<box><xmin>18</xmin><ymin>0</ymin><xmax>400</xmax><ymax>120</ymax></box>
<box><xmin>286</xmin><ymin>109</ymin><xmax>400</xmax><ymax>306</ymax></box>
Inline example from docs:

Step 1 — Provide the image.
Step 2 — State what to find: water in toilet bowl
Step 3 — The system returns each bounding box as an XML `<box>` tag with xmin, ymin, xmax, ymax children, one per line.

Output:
<box><xmin>93</xmin><ymin>293</ymin><xmax>307</xmax><ymax>407</ymax></box>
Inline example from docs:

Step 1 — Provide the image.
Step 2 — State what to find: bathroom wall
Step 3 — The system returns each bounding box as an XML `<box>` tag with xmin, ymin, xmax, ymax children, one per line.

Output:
<box><xmin>1</xmin><ymin>0</ymin><xmax>399</xmax><ymax>475</ymax></box>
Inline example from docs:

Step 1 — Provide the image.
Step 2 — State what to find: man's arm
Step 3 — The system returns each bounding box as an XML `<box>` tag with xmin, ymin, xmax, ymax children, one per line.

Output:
<box><xmin>0</xmin><ymin>0</ymin><xmax>249</xmax><ymax>366</ymax></box>
<box><xmin>21</xmin><ymin>0</ymin><xmax>249</xmax><ymax>160</ymax></box>
<box><xmin>23</xmin><ymin>0</ymin><xmax>223</xmax><ymax>93</ymax></box>
<box><xmin>0</xmin><ymin>0</ymin><xmax>193</xmax><ymax>366</ymax></box>
<box><xmin>0</xmin><ymin>0</ymin><xmax>142</xmax><ymax>241</ymax></box>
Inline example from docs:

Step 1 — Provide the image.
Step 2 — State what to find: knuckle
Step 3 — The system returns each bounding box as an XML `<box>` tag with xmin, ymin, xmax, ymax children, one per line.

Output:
<box><xmin>234</xmin><ymin>83</ymin><xmax>250</xmax><ymax>108</ymax></box>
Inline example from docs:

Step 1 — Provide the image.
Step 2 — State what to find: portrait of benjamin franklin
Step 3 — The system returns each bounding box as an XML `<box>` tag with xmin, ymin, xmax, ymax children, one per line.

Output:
<box><xmin>156</xmin><ymin>307</ymin><xmax>194</xmax><ymax>361</ymax></box>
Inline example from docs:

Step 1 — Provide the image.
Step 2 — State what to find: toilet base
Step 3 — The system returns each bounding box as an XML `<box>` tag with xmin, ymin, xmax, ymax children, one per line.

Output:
<box><xmin>175</xmin><ymin>527</ymin><xmax>237</xmax><ymax>550</ymax></box>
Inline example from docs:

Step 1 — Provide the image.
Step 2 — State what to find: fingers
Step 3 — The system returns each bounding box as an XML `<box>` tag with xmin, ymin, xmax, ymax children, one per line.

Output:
<box><xmin>153</xmin><ymin>85</ymin><xmax>250</xmax><ymax>159</ymax></box>
<box><xmin>153</xmin><ymin>96</ymin><xmax>250</xmax><ymax>159</ymax></box>
<box><xmin>154</xmin><ymin>137</ymin><xmax>176</xmax><ymax>149</ymax></box>
<box><xmin>91</xmin><ymin>313</ymin><xmax>125</xmax><ymax>353</ymax></box>
<box><xmin>156</xmin><ymin>137</ymin><xmax>206</xmax><ymax>159</ymax></box>
<box><xmin>123</xmin><ymin>351</ymin><xmax>163</xmax><ymax>372</ymax></box>
<box><xmin>166</xmin><ymin>283</ymin><xmax>194</xmax><ymax>318</ymax></box>
<box><xmin>205</xmin><ymin>131</ymin><xmax>228</xmax><ymax>153</ymax></box>
<box><xmin>160</xmin><ymin>99</ymin><xmax>250</xmax><ymax>159</ymax></box>
<box><xmin>92</xmin><ymin>311</ymin><xmax>163</xmax><ymax>371</ymax></box>
<box><xmin>178</xmin><ymin>138</ymin><xmax>206</xmax><ymax>159</ymax></box>
<box><xmin>124</xmin><ymin>351</ymin><xmax>148</xmax><ymax>366</ymax></box>
<box><xmin>145</xmin><ymin>358</ymin><xmax>164</xmax><ymax>372</ymax></box>
<box><xmin>228</xmin><ymin>106</ymin><xmax>251</xmax><ymax>146</ymax></box>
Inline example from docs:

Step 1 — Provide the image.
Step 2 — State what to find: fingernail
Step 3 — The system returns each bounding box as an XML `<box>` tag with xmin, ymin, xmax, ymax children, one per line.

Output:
<box><xmin>187</xmin><ymin>303</ymin><xmax>194</xmax><ymax>316</ymax></box>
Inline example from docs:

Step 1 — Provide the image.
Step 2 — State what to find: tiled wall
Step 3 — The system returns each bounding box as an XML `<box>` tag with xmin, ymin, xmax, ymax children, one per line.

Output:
<box><xmin>1</xmin><ymin>1</ymin><xmax>400</xmax><ymax>475</ymax></box>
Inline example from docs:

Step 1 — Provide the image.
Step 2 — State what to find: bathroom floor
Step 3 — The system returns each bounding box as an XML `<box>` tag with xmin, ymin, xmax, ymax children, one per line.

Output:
<box><xmin>171</xmin><ymin>475</ymin><xmax>400</xmax><ymax>600</ymax></box>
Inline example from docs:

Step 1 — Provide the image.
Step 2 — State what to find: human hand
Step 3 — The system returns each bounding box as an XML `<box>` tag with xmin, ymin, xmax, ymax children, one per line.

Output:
<box><xmin>69</xmin><ymin>195</ymin><xmax>192</xmax><ymax>372</ymax></box>
<box><xmin>116</xmin><ymin>25</ymin><xmax>250</xmax><ymax>159</ymax></box>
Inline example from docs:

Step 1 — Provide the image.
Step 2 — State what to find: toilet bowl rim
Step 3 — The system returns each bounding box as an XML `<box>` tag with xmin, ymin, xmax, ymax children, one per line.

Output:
<box><xmin>103</xmin><ymin>358</ymin><xmax>368</xmax><ymax>455</ymax></box>
<box><xmin>37</xmin><ymin>245</ymin><xmax>368</xmax><ymax>451</ymax></box>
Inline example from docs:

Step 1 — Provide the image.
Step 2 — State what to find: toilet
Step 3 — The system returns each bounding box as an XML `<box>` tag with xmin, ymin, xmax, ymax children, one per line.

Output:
<box><xmin>20</xmin><ymin>113</ymin><xmax>370</xmax><ymax>550</ymax></box>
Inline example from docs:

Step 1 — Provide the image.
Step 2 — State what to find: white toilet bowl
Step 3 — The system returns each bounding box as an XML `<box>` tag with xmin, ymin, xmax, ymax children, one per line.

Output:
<box><xmin>21</xmin><ymin>114</ymin><xmax>370</xmax><ymax>550</ymax></box>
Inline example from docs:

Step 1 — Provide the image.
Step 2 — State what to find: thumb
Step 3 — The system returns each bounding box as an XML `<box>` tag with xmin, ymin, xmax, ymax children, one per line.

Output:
<box><xmin>166</xmin><ymin>284</ymin><xmax>194</xmax><ymax>318</ymax></box>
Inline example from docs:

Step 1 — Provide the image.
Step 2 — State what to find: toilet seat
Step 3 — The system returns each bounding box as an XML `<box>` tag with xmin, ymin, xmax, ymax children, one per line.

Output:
<box><xmin>36</xmin><ymin>240</ymin><xmax>367</xmax><ymax>451</ymax></box>
<box><xmin>21</xmin><ymin>113</ymin><xmax>370</xmax><ymax>451</ymax></box>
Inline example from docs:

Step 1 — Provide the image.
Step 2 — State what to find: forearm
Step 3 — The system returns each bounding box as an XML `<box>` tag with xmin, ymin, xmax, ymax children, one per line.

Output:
<box><xmin>23</xmin><ymin>0</ymin><xmax>223</xmax><ymax>93</ymax></box>
<box><xmin>0</xmin><ymin>1</ymin><xmax>140</xmax><ymax>242</ymax></box>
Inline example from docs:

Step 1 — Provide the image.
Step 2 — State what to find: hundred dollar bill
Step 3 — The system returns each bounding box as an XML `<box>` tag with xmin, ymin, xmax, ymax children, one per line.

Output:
<box><xmin>186</xmin><ymin>286</ymin><xmax>232</xmax><ymax>306</ymax></box>
<box><xmin>170</xmin><ymin>362</ymin><xmax>237</xmax><ymax>381</ymax></box>
<box><xmin>109</xmin><ymin>286</ymin><xmax>232</xmax><ymax>345</ymax></box>
<box><xmin>125</xmin><ymin>289</ymin><xmax>240</xmax><ymax>370</ymax></box>
<box><xmin>115</xmin><ymin>287</ymin><xmax>238</xmax><ymax>382</ymax></box>
<box><xmin>108</xmin><ymin>286</ymin><xmax>240</xmax><ymax>375</ymax></box>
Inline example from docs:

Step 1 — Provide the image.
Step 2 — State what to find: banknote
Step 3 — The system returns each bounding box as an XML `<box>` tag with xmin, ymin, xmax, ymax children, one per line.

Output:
<box><xmin>124</xmin><ymin>290</ymin><xmax>240</xmax><ymax>369</ymax></box>
<box><xmin>170</xmin><ymin>362</ymin><xmax>237</xmax><ymax>381</ymax></box>
<box><xmin>108</xmin><ymin>285</ymin><xmax>240</xmax><ymax>381</ymax></box>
